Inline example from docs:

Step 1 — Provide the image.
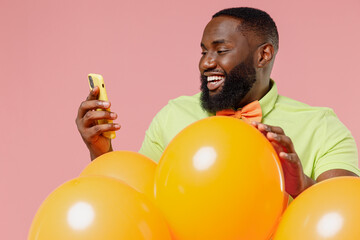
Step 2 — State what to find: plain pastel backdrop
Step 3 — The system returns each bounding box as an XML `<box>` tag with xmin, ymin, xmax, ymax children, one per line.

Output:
<box><xmin>1</xmin><ymin>0</ymin><xmax>360</xmax><ymax>239</ymax></box>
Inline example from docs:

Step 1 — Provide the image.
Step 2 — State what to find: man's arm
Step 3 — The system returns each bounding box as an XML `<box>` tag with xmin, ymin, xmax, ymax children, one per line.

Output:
<box><xmin>317</xmin><ymin>169</ymin><xmax>358</xmax><ymax>181</ymax></box>
<box><xmin>251</xmin><ymin>122</ymin><xmax>359</xmax><ymax>198</ymax></box>
<box><xmin>75</xmin><ymin>86</ymin><xmax>121</xmax><ymax>160</ymax></box>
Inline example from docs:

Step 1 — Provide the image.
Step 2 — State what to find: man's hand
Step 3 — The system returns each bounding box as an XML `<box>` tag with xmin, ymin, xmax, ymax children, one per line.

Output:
<box><xmin>251</xmin><ymin>122</ymin><xmax>315</xmax><ymax>198</ymax></box>
<box><xmin>75</xmin><ymin>86</ymin><xmax>121</xmax><ymax>160</ymax></box>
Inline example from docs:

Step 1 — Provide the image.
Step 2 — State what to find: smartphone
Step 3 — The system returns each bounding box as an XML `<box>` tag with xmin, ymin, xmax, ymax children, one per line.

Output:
<box><xmin>88</xmin><ymin>73</ymin><xmax>116</xmax><ymax>139</ymax></box>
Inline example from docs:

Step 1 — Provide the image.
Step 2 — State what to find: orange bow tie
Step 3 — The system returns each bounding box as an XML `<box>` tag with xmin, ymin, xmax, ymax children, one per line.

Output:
<box><xmin>216</xmin><ymin>100</ymin><xmax>262</xmax><ymax>123</ymax></box>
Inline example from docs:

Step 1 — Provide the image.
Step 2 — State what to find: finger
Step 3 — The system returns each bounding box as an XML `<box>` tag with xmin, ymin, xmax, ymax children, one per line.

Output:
<box><xmin>279</xmin><ymin>152</ymin><xmax>298</xmax><ymax>164</ymax></box>
<box><xmin>250</xmin><ymin>121</ymin><xmax>268</xmax><ymax>137</ymax></box>
<box><xmin>267</xmin><ymin>132</ymin><xmax>296</xmax><ymax>153</ymax></box>
<box><xmin>257</xmin><ymin>123</ymin><xmax>285</xmax><ymax>135</ymax></box>
<box><xmin>86</xmin><ymin>123</ymin><xmax>121</xmax><ymax>140</ymax></box>
<box><xmin>278</xmin><ymin>152</ymin><xmax>303</xmax><ymax>178</ymax></box>
<box><xmin>269</xmin><ymin>141</ymin><xmax>285</xmax><ymax>155</ymax></box>
<box><xmin>77</xmin><ymin>100</ymin><xmax>111</xmax><ymax>119</ymax></box>
<box><xmin>82</xmin><ymin>111</ymin><xmax>118</xmax><ymax>128</ymax></box>
<box><xmin>255</xmin><ymin>123</ymin><xmax>272</xmax><ymax>137</ymax></box>
<box><xmin>250</xmin><ymin>121</ymin><xmax>260</xmax><ymax>127</ymax></box>
<box><xmin>86</xmin><ymin>86</ymin><xmax>99</xmax><ymax>101</ymax></box>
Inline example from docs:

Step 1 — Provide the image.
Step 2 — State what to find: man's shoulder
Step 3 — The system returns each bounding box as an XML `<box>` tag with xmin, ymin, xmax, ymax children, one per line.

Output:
<box><xmin>168</xmin><ymin>92</ymin><xmax>202</xmax><ymax>105</ymax></box>
<box><xmin>165</xmin><ymin>92</ymin><xmax>206</xmax><ymax>113</ymax></box>
<box><xmin>154</xmin><ymin>92</ymin><xmax>209</xmax><ymax>120</ymax></box>
<box><xmin>276</xmin><ymin>94</ymin><xmax>335</xmax><ymax>116</ymax></box>
<box><xmin>149</xmin><ymin>93</ymin><xmax>209</xmax><ymax>145</ymax></box>
<box><xmin>266</xmin><ymin>94</ymin><xmax>341</xmax><ymax>131</ymax></box>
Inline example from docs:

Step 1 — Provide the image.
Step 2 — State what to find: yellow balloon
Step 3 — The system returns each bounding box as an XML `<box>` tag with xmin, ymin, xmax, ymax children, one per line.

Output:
<box><xmin>274</xmin><ymin>177</ymin><xmax>360</xmax><ymax>240</ymax></box>
<box><xmin>80</xmin><ymin>151</ymin><xmax>156</xmax><ymax>199</ymax></box>
<box><xmin>28</xmin><ymin>176</ymin><xmax>172</xmax><ymax>240</ymax></box>
<box><xmin>154</xmin><ymin>116</ymin><xmax>288</xmax><ymax>240</ymax></box>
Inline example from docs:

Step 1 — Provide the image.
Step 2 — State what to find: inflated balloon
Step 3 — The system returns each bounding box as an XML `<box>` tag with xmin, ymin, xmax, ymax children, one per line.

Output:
<box><xmin>28</xmin><ymin>176</ymin><xmax>171</xmax><ymax>240</ymax></box>
<box><xmin>154</xmin><ymin>116</ymin><xmax>288</xmax><ymax>240</ymax></box>
<box><xmin>80</xmin><ymin>151</ymin><xmax>156</xmax><ymax>199</ymax></box>
<box><xmin>273</xmin><ymin>177</ymin><xmax>360</xmax><ymax>240</ymax></box>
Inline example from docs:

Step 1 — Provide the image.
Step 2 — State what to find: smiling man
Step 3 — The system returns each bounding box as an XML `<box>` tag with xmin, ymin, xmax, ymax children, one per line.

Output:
<box><xmin>76</xmin><ymin>7</ymin><xmax>359</xmax><ymax>198</ymax></box>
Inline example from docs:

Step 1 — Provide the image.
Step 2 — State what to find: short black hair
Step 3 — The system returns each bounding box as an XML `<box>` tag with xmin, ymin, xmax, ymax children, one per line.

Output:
<box><xmin>213</xmin><ymin>7</ymin><xmax>279</xmax><ymax>52</ymax></box>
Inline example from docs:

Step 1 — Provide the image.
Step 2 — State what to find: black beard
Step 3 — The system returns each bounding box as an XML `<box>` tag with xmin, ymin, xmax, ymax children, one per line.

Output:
<box><xmin>200</xmin><ymin>59</ymin><xmax>257</xmax><ymax>113</ymax></box>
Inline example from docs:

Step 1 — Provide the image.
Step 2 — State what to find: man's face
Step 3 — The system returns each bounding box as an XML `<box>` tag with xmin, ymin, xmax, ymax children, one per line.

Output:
<box><xmin>199</xmin><ymin>16</ymin><xmax>257</xmax><ymax>113</ymax></box>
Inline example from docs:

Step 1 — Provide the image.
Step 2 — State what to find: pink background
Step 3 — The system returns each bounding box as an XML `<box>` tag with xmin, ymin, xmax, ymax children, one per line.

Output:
<box><xmin>1</xmin><ymin>0</ymin><xmax>360</xmax><ymax>239</ymax></box>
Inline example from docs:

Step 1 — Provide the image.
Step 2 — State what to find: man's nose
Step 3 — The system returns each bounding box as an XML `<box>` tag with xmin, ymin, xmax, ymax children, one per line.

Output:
<box><xmin>201</xmin><ymin>54</ymin><xmax>217</xmax><ymax>70</ymax></box>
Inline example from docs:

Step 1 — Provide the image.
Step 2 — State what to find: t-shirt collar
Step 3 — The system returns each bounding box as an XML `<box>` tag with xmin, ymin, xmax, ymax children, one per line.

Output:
<box><xmin>258</xmin><ymin>79</ymin><xmax>278</xmax><ymax>119</ymax></box>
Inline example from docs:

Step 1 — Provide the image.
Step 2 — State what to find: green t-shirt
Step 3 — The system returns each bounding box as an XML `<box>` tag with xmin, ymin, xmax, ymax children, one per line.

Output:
<box><xmin>139</xmin><ymin>82</ymin><xmax>359</xmax><ymax>179</ymax></box>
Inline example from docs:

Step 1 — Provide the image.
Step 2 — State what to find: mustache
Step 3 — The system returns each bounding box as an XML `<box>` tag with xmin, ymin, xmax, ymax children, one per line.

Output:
<box><xmin>202</xmin><ymin>69</ymin><xmax>226</xmax><ymax>75</ymax></box>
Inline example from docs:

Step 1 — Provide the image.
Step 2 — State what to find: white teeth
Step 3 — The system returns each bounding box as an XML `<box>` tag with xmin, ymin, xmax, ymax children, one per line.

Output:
<box><xmin>207</xmin><ymin>76</ymin><xmax>225</xmax><ymax>82</ymax></box>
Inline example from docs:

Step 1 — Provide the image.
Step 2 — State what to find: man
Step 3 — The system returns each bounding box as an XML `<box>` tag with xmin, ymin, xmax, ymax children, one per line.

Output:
<box><xmin>76</xmin><ymin>7</ymin><xmax>359</xmax><ymax>199</ymax></box>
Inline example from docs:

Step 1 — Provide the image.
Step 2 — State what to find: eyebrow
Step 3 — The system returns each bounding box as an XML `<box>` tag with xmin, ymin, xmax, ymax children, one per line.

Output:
<box><xmin>201</xmin><ymin>39</ymin><xmax>229</xmax><ymax>48</ymax></box>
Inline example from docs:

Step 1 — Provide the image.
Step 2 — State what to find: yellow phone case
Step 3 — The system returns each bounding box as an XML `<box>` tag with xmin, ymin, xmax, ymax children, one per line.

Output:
<box><xmin>88</xmin><ymin>73</ymin><xmax>116</xmax><ymax>139</ymax></box>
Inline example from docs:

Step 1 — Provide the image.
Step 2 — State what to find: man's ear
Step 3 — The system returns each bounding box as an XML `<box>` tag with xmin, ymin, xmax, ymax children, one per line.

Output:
<box><xmin>256</xmin><ymin>43</ymin><xmax>275</xmax><ymax>68</ymax></box>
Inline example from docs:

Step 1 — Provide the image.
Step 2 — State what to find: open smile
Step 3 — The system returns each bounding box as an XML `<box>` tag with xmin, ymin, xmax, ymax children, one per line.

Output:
<box><xmin>207</xmin><ymin>75</ymin><xmax>225</xmax><ymax>92</ymax></box>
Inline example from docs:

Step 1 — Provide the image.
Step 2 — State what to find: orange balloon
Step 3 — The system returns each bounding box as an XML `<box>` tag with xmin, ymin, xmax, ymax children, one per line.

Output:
<box><xmin>154</xmin><ymin>116</ymin><xmax>288</xmax><ymax>240</ymax></box>
<box><xmin>273</xmin><ymin>177</ymin><xmax>360</xmax><ymax>240</ymax></box>
<box><xmin>28</xmin><ymin>176</ymin><xmax>172</xmax><ymax>240</ymax></box>
<box><xmin>80</xmin><ymin>151</ymin><xmax>156</xmax><ymax>199</ymax></box>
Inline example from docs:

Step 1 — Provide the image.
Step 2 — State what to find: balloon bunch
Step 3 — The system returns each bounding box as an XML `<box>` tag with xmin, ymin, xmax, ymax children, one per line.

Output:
<box><xmin>29</xmin><ymin>117</ymin><xmax>290</xmax><ymax>239</ymax></box>
<box><xmin>28</xmin><ymin>151</ymin><xmax>172</xmax><ymax>239</ymax></box>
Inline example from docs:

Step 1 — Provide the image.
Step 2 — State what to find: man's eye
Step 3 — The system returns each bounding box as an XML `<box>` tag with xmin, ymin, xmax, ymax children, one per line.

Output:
<box><xmin>217</xmin><ymin>50</ymin><xmax>229</xmax><ymax>54</ymax></box>
<box><xmin>201</xmin><ymin>51</ymin><xmax>207</xmax><ymax>55</ymax></box>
